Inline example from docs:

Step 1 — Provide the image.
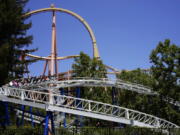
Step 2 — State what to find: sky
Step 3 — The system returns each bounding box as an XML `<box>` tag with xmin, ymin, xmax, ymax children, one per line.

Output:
<box><xmin>25</xmin><ymin>0</ymin><xmax>180</xmax><ymax>76</ymax></box>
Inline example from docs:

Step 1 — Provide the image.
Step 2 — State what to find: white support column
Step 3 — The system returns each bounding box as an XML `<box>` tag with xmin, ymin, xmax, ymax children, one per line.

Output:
<box><xmin>21</xmin><ymin>90</ymin><xmax>24</xmax><ymax>100</ymax></box>
<box><xmin>125</xmin><ymin>109</ymin><xmax>129</xmax><ymax>119</ymax></box>
<box><xmin>155</xmin><ymin>118</ymin><xmax>160</xmax><ymax>128</ymax></box>
<box><xmin>4</xmin><ymin>88</ymin><xmax>8</xmax><ymax>96</ymax></box>
<box><xmin>88</xmin><ymin>101</ymin><xmax>91</xmax><ymax>111</ymax></box>
<box><xmin>49</xmin><ymin>89</ymin><xmax>53</xmax><ymax>104</ymax></box>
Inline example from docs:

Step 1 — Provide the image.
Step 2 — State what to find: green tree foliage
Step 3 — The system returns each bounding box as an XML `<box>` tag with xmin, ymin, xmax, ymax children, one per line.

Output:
<box><xmin>72</xmin><ymin>52</ymin><xmax>91</xmax><ymax>77</ymax></box>
<box><xmin>0</xmin><ymin>0</ymin><xmax>35</xmax><ymax>86</ymax></box>
<box><xmin>72</xmin><ymin>52</ymin><xmax>110</xmax><ymax>102</ymax></box>
<box><xmin>72</xmin><ymin>52</ymin><xmax>107</xmax><ymax>78</ymax></box>
<box><xmin>149</xmin><ymin>39</ymin><xmax>180</xmax><ymax>125</ymax></box>
<box><xmin>150</xmin><ymin>39</ymin><xmax>180</xmax><ymax>100</ymax></box>
<box><xmin>116</xmin><ymin>39</ymin><xmax>180</xmax><ymax>125</ymax></box>
<box><xmin>118</xmin><ymin>68</ymin><xmax>155</xmax><ymax>87</ymax></box>
<box><xmin>116</xmin><ymin>69</ymin><xmax>154</xmax><ymax>112</ymax></box>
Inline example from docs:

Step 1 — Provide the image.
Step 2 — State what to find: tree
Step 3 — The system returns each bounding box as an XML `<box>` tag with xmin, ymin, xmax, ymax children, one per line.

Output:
<box><xmin>150</xmin><ymin>39</ymin><xmax>180</xmax><ymax>125</ymax></box>
<box><xmin>72</xmin><ymin>52</ymin><xmax>92</xmax><ymax>77</ymax></box>
<box><xmin>0</xmin><ymin>0</ymin><xmax>35</xmax><ymax>86</ymax></box>
<box><xmin>72</xmin><ymin>52</ymin><xmax>107</xmax><ymax>78</ymax></box>
<box><xmin>117</xmin><ymin>68</ymin><xmax>180</xmax><ymax>125</ymax></box>
<box><xmin>117</xmin><ymin>68</ymin><xmax>155</xmax><ymax>87</ymax></box>
<box><xmin>116</xmin><ymin>69</ymin><xmax>155</xmax><ymax>112</ymax></box>
<box><xmin>0</xmin><ymin>0</ymin><xmax>36</xmax><ymax>127</ymax></box>
<box><xmin>72</xmin><ymin>52</ymin><xmax>109</xmax><ymax>102</ymax></box>
<box><xmin>116</xmin><ymin>39</ymin><xmax>180</xmax><ymax>125</ymax></box>
<box><xmin>117</xmin><ymin>40</ymin><xmax>180</xmax><ymax>125</ymax></box>
<box><xmin>150</xmin><ymin>39</ymin><xmax>180</xmax><ymax>100</ymax></box>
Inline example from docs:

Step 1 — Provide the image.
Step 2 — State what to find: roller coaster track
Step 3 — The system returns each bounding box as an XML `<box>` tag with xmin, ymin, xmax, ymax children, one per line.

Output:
<box><xmin>14</xmin><ymin>77</ymin><xmax>180</xmax><ymax>107</ymax></box>
<box><xmin>0</xmin><ymin>86</ymin><xmax>179</xmax><ymax>129</ymax></box>
<box><xmin>16</xmin><ymin>77</ymin><xmax>156</xmax><ymax>95</ymax></box>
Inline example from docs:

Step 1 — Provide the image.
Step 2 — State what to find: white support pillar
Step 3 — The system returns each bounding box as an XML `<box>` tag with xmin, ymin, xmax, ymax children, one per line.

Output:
<box><xmin>156</xmin><ymin>118</ymin><xmax>160</xmax><ymax>128</ymax></box>
<box><xmin>4</xmin><ymin>88</ymin><xmax>8</xmax><ymax>96</ymax></box>
<box><xmin>21</xmin><ymin>90</ymin><xmax>24</xmax><ymax>100</ymax></box>
<box><xmin>88</xmin><ymin>101</ymin><xmax>91</xmax><ymax>111</ymax></box>
<box><xmin>125</xmin><ymin>109</ymin><xmax>129</xmax><ymax>119</ymax></box>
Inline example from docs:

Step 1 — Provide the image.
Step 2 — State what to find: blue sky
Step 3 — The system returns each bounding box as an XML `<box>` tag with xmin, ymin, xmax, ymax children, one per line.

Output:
<box><xmin>25</xmin><ymin>0</ymin><xmax>180</xmax><ymax>76</ymax></box>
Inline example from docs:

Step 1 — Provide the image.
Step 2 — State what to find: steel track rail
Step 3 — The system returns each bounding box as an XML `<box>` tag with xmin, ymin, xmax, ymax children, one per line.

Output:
<box><xmin>12</xmin><ymin>77</ymin><xmax>179</xmax><ymax>107</ymax></box>
<box><xmin>16</xmin><ymin>77</ymin><xmax>156</xmax><ymax>95</ymax></box>
<box><xmin>0</xmin><ymin>87</ymin><xmax>179</xmax><ymax>129</ymax></box>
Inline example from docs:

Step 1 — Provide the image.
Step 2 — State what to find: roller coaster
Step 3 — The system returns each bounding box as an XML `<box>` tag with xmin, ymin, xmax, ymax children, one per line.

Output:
<box><xmin>0</xmin><ymin>4</ymin><xmax>179</xmax><ymax>135</ymax></box>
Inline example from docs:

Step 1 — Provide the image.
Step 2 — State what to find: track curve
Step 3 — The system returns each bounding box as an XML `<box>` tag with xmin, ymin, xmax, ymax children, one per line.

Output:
<box><xmin>24</xmin><ymin>7</ymin><xmax>100</xmax><ymax>58</ymax></box>
<box><xmin>0</xmin><ymin>86</ymin><xmax>179</xmax><ymax>129</ymax></box>
<box><xmin>15</xmin><ymin>77</ymin><xmax>156</xmax><ymax>95</ymax></box>
<box><xmin>9</xmin><ymin>77</ymin><xmax>180</xmax><ymax>107</ymax></box>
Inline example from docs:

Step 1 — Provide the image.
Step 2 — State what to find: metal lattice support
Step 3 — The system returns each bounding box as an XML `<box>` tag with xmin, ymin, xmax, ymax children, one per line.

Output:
<box><xmin>0</xmin><ymin>86</ymin><xmax>179</xmax><ymax>130</ymax></box>
<box><xmin>14</xmin><ymin>77</ymin><xmax>179</xmax><ymax>107</ymax></box>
